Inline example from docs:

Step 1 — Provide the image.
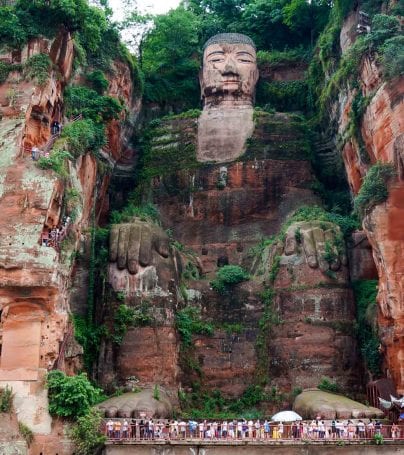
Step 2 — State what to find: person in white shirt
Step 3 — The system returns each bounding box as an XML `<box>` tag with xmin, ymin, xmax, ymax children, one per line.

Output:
<box><xmin>106</xmin><ymin>419</ymin><xmax>114</xmax><ymax>438</ymax></box>
<box><xmin>199</xmin><ymin>421</ymin><xmax>205</xmax><ymax>439</ymax></box>
<box><xmin>122</xmin><ymin>419</ymin><xmax>129</xmax><ymax>439</ymax></box>
<box><xmin>248</xmin><ymin>420</ymin><xmax>254</xmax><ymax>438</ymax></box>
<box><xmin>228</xmin><ymin>420</ymin><xmax>235</xmax><ymax>439</ymax></box>
<box><xmin>254</xmin><ymin>420</ymin><xmax>261</xmax><ymax>439</ymax></box>
<box><xmin>278</xmin><ymin>422</ymin><xmax>284</xmax><ymax>438</ymax></box>
<box><xmin>357</xmin><ymin>420</ymin><xmax>365</xmax><ymax>438</ymax></box>
<box><xmin>237</xmin><ymin>420</ymin><xmax>243</xmax><ymax>439</ymax></box>
<box><xmin>222</xmin><ymin>421</ymin><xmax>228</xmax><ymax>439</ymax></box>
<box><xmin>318</xmin><ymin>421</ymin><xmax>325</xmax><ymax>439</ymax></box>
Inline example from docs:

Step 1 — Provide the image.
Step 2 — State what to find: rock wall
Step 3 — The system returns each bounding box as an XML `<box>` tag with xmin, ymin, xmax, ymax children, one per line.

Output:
<box><xmin>335</xmin><ymin>22</ymin><xmax>404</xmax><ymax>392</ymax></box>
<box><xmin>0</xmin><ymin>29</ymin><xmax>137</xmax><ymax>452</ymax></box>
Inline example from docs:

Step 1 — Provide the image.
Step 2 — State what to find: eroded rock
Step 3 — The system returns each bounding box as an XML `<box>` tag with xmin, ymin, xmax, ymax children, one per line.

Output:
<box><xmin>293</xmin><ymin>389</ymin><xmax>384</xmax><ymax>420</ymax></box>
<box><xmin>97</xmin><ymin>388</ymin><xmax>175</xmax><ymax>418</ymax></box>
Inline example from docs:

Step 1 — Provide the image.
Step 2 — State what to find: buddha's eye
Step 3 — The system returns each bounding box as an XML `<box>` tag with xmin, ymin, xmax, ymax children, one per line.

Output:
<box><xmin>238</xmin><ymin>58</ymin><xmax>253</xmax><ymax>63</ymax></box>
<box><xmin>209</xmin><ymin>58</ymin><xmax>224</xmax><ymax>63</ymax></box>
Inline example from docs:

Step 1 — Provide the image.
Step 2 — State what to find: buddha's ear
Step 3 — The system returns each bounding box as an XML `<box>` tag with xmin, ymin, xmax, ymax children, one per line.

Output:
<box><xmin>199</xmin><ymin>69</ymin><xmax>203</xmax><ymax>88</ymax></box>
<box><xmin>199</xmin><ymin>69</ymin><xmax>205</xmax><ymax>101</ymax></box>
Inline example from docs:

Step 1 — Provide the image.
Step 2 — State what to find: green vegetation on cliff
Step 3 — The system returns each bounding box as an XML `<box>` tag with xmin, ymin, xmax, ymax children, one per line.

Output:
<box><xmin>211</xmin><ymin>265</ymin><xmax>250</xmax><ymax>294</ymax></box>
<box><xmin>352</xmin><ymin>280</ymin><xmax>381</xmax><ymax>376</ymax></box>
<box><xmin>354</xmin><ymin>162</ymin><xmax>396</xmax><ymax>218</ymax></box>
<box><xmin>309</xmin><ymin>7</ymin><xmax>402</xmax><ymax>122</ymax></box>
<box><xmin>139</xmin><ymin>0</ymin><xmax>332</xmax><ymax>111</ymax></box>
<box><xmin>176</xmin><ymin>306</ymin><xmax>214</xmax><ymax>347</ymax></box>
<box><xmin>0</xmin><ymin>386</ymin><xmax>13</xmax><ymax>413</ymax></box>
<box><xmin>47</xmin><ymin>370</ymin><xmax>102</xmax><ymax>419</ymax></box>
<box><xmin>70</xmin><ymin>408</ymin><xmax>106</xmax><ymax>455</ymax></box>
<box><xmin>180</xmin><ymin>383</ymin><xmax>285</xmax><ymax>419</ymax></box>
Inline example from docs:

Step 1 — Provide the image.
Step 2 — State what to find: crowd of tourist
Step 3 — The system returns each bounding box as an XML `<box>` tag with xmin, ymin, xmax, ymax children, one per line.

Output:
<box><xmin>30</xmin><ymin>121</ymin><xmax>62</xmax><ymax>161</ymax></box>
<box><xmin>105</xmin><ymin>418</ymin><xmax>402</xmax><ymax>441</ymax></box>
<box><xmin>41</xmin><ymin>216</ymin><xmax>71</xmax><ymax>249</ymax></box>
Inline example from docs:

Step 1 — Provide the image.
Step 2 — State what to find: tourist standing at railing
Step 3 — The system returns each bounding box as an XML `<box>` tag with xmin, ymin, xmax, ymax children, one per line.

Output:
<box><xmin>278</xmin><ymin>422</ymin><xmax>284</xmax><ymax>439</ymax></box>
<box><xmin>107</xmin><ymin>419</ymin><xmax>114</xmax><ymax>438</ymax></box>
<box><xmin>221</xmin><ymin>420</ymin><xmax>227</xmax><ymax>438</ymax></box>
<box><xmin>348</xmin><ymin>420</ymin><xmax>355</xmax><ymax>439</ymax></box>
<box><xmin>247</xmin><ymin>419</ymin><xmax>253</xmax><ymax>438</ymax></box>
<box><xmin>122</xmin><ymin>419</ymin><xmax>129</xmax><ymax>439</ymax></box>
<box><xmin>130</xmin><ymin>419</ymin><xmax>136</xmax><ymax>439</ymax></box>
<box><xmin>114</xmin><ymin>420</ymin><xmax>121</xmax><ymax>439</ymax></box>
<box><xmin>367</xmin><ymin>420</ymin><xmax>374</xmax><ymax>438</ymax></box>
<box><xmin>172</xmin><ymin>420</ymin><xmax>179</xmax><ymax>439</ymax></box>
<box><xmin>228</xmin><ymin>420</ymin><xmax>235</xmax><ymax>439</ymax></box>
<box><xmin>179</xmin><ymin>420</ymin><xmax>186</xmax><ymax>439</ymax></box>
<box><xmin>263</xmin><ymin>420</ymin><xmax>270</xmax><ymax>439</ymax></box>
<box><xmin>198</xmin><ymin>421</ymin><xmax>204</xmax><ymax>439</ymax></box>
<box><xmin>189</xmin><ymin>420</ymin><xmax>197</xmax><ymax>438</ymax></box>
<box><xmin>254</xmin><ymin>419</ymin><xmax>261</xmax><ymax>439</ymax></box>
<box><xmin>357</xmin><ymin>419</ymin><xmax>365</xmax><ymax>438</ymax></box>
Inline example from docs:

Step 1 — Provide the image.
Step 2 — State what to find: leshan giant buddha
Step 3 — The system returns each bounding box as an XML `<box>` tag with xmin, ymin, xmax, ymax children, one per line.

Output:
<box><xmin>100</xmin><ymin>32</ymin><xmax>360</xmax><ymax>402</ymax></box>
<box><xmin>198</xmin><ymin>33</ymin><xmax>259</xmax><ymax>162</ymax></box>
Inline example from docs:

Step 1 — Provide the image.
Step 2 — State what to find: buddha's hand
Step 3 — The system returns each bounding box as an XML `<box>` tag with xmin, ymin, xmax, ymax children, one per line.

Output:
<box><xmin>283</xmin><ymin>221</ymin><xmax>347</xmax><ymax>272</ymax></box>
<box><xmin>109</xmin><ymin>219</ymin><xmax>170</xmax><ymax>274</ymax></box>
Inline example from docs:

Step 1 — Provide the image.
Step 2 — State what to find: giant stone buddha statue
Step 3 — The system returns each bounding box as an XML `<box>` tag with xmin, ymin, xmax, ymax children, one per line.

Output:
<box><xmin>99</xmin><ymin>32</ymin><xmax>359</xmax><ymax>407</ymax></box>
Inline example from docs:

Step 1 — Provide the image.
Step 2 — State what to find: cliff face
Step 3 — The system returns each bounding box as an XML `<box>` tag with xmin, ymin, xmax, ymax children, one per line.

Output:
<box><xmin>0</xmin><ymin>33</ymin><xmax>77</xmax><ymax>440</ymax></box>
<box><xmin>0</xmin><ymin>29</ymin><xmax>136</xmax><ymax>452</ymax></box>
<box><xmin>337</xmin><ymin>19</ymin><xmax>404</xmax><ymax>393</ymax></box>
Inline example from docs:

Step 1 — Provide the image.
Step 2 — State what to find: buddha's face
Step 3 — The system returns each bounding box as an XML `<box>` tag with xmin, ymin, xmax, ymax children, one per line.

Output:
<box><xmin>200</xmin><ymin>42</ymin><xmax>259</xmax><ymax>106</ymax></box>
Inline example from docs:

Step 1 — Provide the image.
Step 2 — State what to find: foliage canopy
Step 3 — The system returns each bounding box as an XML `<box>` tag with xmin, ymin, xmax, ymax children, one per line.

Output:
<box><xmin>211</xmin><ymin>265</ymin><xmax>250</xmax><ymax>294</ymax></box>
<box><xmin>47</xmin><ymin>370</ymin><xmax>102</xmax><ymax>419</ymax></box>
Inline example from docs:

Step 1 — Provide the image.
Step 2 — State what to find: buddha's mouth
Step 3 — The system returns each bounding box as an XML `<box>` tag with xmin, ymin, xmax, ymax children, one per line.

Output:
<box><xmin>222</xmin><ymin>73</ymin><xmax>240</xmax><ymax>85</ymax></box>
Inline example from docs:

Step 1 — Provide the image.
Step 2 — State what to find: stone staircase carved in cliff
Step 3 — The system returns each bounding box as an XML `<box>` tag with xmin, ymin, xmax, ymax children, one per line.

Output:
<box><xmin>313</xmin><ymin>134</ymin><xmax>343</xmax><ymax>171</ymax></box>
<box><xmin>21</xmin><ymin>113</ymin><xmax>82</xmax><ymax>157</ymax></box>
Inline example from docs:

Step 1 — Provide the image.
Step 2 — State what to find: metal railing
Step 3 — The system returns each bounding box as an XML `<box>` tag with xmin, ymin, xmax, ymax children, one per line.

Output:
<box><xmin>102</xmin><ymin>420</ymin><xmax>404</xmax><ymax>443</ymax></box>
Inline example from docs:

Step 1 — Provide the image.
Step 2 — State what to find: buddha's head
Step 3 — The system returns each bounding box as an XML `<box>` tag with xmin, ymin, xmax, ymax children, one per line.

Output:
<box><xmin>200</xmin><ymin>33</ymin><xmax>259</xmax><ymax>108</ymax></box>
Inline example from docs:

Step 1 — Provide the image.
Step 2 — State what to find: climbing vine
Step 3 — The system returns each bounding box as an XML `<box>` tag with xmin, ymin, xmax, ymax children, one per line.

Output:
<box><xmin>352</xmin><ymin>280</ymin><xmax>382</xmax><ymax>376</ymax></box>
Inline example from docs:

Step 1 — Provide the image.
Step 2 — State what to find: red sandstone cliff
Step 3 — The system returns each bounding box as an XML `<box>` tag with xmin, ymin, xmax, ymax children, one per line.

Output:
<box><xmin>0</xmin><ymin>29</ymin><xmax>137</xmax><ymax>453</ymax></box>
<box><xmin>337</xmin><ymin>18</ymin><xmax>404</xmax><ymax>393</ymax></box>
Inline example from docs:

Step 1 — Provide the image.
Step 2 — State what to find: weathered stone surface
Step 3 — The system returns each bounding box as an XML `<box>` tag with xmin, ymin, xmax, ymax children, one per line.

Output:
<box><xmin>104</xmin><ymin>443</ymin><xmax>404</xmax><ymax>455</ymax></box>
<box><xmin>335</xmin><ymin>46</ymin><xmax>404</xmax><ymax>392</ymax></box>
<box><xmin>200</xmin><ymin>35</ymin><xmax>259</xmax><ymax>108</ymax></box>
<box><xmin>253</xmin><ymin>221</ymin><xmax>360</xmax><ymax>392</ymax></box>
<box><xmin>363</xmin><ymin>185</ymin><xmax>404</xmax><ymax>394</ymax></box>
<box><xmin>98</xmin><ymin>389</ymin><xmax>175</xmax><ymax>418</ymax></box>
<box><xmin>348</xmin><ymin>231</ymin><xmax>378</xmax><ymax>281</ymax></box>
<box><xmin>198</xmin><ymin>34</ymin><xmax>258</xmax><ymax>163</ymax></box>
<box><xmin>151</xmin><ymin>115</ymin><xmax>319</xmax><ymax>276</ymax></box>
<box><xmin>109</xmin><ymin>219</ymin><xmax>178</xmax><ymax>294</ymax></box>
<box><xmin>0</xmin><ymin>30</ymin><xmax>138</xmax><ymax>454</ymax></box>
<box><xmin>115</xmin><ymin>326</ymin><xmax>180</xmax><ymax>389</ymax></box>
<box><xmin>293</xmin><ymin>389</ymin><xmax>384</xmax><ymax>420</ymax></box>
<box><xmin>197</xmin><ymin>106</ymin><xmax>254</xmax><ymax>163</ymax></box>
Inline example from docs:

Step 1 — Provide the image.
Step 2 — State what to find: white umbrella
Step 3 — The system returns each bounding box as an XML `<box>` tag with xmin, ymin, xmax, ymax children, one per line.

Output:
<box><xmin>271</xmin><ymin>410</ymin><xmax>302</xmax><ymax>422</ymax></box>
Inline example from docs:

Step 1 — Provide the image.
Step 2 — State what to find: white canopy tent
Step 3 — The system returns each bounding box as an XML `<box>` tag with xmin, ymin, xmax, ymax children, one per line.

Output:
<box><xmin>271</xmin><ymin>410</ymin><xmax>302</xmax><ymax>422</ymax></box>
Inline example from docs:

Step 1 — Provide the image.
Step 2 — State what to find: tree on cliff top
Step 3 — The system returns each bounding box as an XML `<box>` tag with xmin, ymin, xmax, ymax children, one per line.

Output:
<box><xmin>140</xmin><ymin>0</ymin><xmax>332</xmax><ymax>109</ymax></box>
<box><xmin>141</xmin><ymin>6</ymin><xmax>201</xmax><ymax>110</ymax></box>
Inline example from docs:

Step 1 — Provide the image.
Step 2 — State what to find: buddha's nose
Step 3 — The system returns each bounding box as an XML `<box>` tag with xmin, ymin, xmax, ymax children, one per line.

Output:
<box><xmin>222</xmin><ymin>55</ymin><xmax>239</xmax><ymax>75</ymax></box>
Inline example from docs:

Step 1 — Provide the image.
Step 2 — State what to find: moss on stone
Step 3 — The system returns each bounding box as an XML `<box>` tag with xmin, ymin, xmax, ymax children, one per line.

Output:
<box><xmin>139</xmin><ymin>118</ymin><xmax>201</xmax><ymax>183</ymax></box>
<box><xmin>243</xmin><ymin>113</ymin><xmax>312</xmax><ymax>161</ymax></box>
